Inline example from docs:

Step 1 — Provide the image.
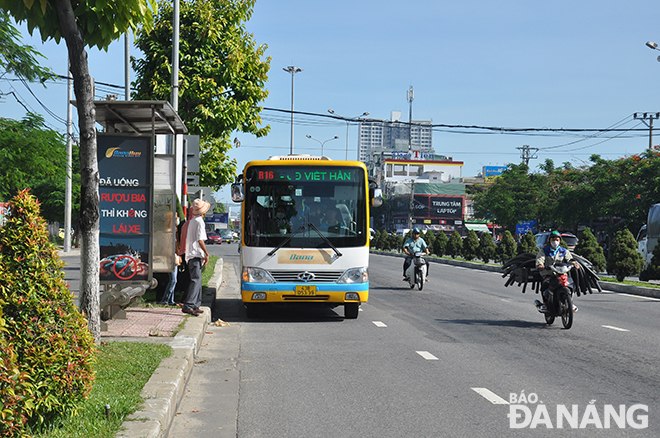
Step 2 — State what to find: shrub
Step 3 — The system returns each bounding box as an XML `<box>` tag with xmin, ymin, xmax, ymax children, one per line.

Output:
<box><xmin>574</xmin><ymin>227</ymin><xmax>606</xmax><ymax>272</ymax></box>
<box><xmin>392</xmin><ymin>234</ymin><xmax>403</xmax><ymax>252</ymax></box>
<box><xmin>433</xmin><ymin>231</ymin><xmax>448</xmax><ymax>257</ymax></box>
<box><xmin>607</xmin><ymin>229</ymin><xmax>645</xmax><ymax>281</ymax></box>
<box><xmin>462</xmin><ymin>230</ymin><xmax>479</xmax><ymax>261</ymax></box>
<box><xmin>0</xmin><ymin>189</ymin><xmax>96</xmax><ymax>433</ymax></box>
<box><xmin>517</xmin><ymin>230</ymin><xmax>537</xmax><ymax>255</ymax></box>
<box><xmin>447</xmin><ymin>231</ymin><xmax>463</xmax><ymax>258</ymax></box>
<box><xmin>478</xmin><ymin>232</ymin><xmax>497</xmax><ymax>263</ymax></box>
<box><xmin>0</xmin><ymin>304</ymin><xmax>34</xmax><ymax>435</ymax></box>
<box><xmin>498</xmin><ymin>230</ymin><xmax>517</xmax><ymax>263</ymax></box>
<box><xmin>423</xmin><ymin>230</ymin><xmax>435</xmax><ymax>251</ymax></box>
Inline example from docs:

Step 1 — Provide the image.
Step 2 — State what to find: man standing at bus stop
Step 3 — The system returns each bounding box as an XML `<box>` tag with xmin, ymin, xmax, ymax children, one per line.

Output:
<box><xmin>182</xmin><ymin>198</ymin><xmax>210</xmax><ymax>316</ymax></box>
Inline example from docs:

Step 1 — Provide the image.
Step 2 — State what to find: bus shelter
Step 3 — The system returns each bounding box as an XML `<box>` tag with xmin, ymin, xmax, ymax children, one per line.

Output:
<box><xmin>75</xmin><ymin>100</ymin><xmax>187</xmax><ymax>322</ymax></box>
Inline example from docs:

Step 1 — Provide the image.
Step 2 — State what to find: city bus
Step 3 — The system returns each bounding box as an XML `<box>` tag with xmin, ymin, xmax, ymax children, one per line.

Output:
<box><xmin>231</xmin><ymin>155</ymin><xmax>382</xmax><ymax>319</ymax></box>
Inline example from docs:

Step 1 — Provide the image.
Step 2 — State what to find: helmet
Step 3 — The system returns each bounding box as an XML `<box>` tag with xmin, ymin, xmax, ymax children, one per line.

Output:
<box><xmin>413</xmin><ymin>228</ymin><xmax>421</xmax><ymax>234</ymax></box>
<box><xmin>550</xmin><ymin>230</ymin><xmax>562</xmax><ymax>239</ymax></box>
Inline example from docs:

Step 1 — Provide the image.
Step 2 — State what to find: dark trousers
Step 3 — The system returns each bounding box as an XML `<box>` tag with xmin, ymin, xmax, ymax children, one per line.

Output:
<box><xmin>183</xmin><ymin>257</ymin><xmax>202</xmax><ymax>310</ymax></box>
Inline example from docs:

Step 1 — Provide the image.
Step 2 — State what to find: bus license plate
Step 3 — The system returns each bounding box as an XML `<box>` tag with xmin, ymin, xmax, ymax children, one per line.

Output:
<box><xmin>295</xmin><ymin>285</ymin><xmax>316</xmax><ymax>296</ymax></box>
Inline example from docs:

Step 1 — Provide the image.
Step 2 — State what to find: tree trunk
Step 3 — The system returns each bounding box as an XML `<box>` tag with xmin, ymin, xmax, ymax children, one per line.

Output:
<box><xmin>55</xmin><ymin>0</ymin><xmax>101</xmax><ymax>342</ymax></box>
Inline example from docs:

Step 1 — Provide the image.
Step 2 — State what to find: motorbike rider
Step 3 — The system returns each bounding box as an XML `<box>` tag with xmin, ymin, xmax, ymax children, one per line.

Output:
<box><xmin>403</xmin><ymin>228</ymin><xmax>430</xmax><ymax>282</ymax></box>
<box><xmin>535</xmin><ymin>230</ymin><xmax>580</xmax><ymax>312</ymax></box>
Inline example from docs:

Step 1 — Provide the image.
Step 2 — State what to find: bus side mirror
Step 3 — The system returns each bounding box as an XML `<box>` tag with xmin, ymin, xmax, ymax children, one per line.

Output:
<box><xmin>231</xmin><ymin>183</ymin><xmax>244</xmax><ymax>202</ymax></box>
<box><xmin>371</xmin><ymin>188</ymin><xmax>383</xmax><ymax>207</ymax></box>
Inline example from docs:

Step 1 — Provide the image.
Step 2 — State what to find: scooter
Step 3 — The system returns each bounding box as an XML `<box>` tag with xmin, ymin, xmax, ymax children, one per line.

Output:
<box><xmin>535</xmin><ymin>263</ymin><xmax>575</xmax><ymax>329</ymax></box>
<box><xmin>405</xmin><ymin>252</ymin><xmax>427</xmax><ymax>290</ymax></box>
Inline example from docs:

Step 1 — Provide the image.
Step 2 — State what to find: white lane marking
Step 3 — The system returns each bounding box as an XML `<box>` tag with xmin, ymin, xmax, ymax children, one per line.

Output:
<box><xmin>501</xmin><ymin>298</ymin><xmax>511</xmax><ymax>302</ymax></box>
<box><xmin>471</xmin><ymin>387</ymin><xmax>510</xmax><ymax>405</ymax></box>
<box><xmin>602</xmin><ymin>325</ymin><xmax>630</xmax><ymax>332</ymax></box>
<box><xmin>372</xmin><ymin>321</ymin><xmax>387</xmax><ymax>327</ymax></box>
<box><xmin>416</xmin><ymin>351</ymin><xmax>438</xmax><ymax>360</ymax></box>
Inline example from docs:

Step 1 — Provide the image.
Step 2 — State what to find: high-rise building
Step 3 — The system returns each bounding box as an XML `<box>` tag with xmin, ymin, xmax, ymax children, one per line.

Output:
<box><xmin>358</xmin><ymin>111</ymin><xmax>433</xmax><ymax>166</ymax></box>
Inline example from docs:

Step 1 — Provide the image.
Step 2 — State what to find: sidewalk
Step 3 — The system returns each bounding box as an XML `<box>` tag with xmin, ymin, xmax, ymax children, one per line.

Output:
<box><xmin>57</xmin><ymin>248</ymin><xmax>221</xmax><ymax>438</ymax></box>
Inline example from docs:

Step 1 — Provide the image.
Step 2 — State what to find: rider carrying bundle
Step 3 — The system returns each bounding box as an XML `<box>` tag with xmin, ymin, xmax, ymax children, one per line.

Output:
<box><xmin>535</xmin><ymin>230</ymin><xmax>579</xmax><ymax>311</ymax></box>
<box><xmin>403</xmin><ymin>228</ymin><xmax>430</xmax><ymax>282</ymax></box>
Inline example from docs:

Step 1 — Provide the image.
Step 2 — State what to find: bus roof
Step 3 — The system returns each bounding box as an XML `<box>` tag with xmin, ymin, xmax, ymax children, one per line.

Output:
<box><xmin>267</xmin><ymin>154</ymin><xmax>331</xmax><ymax>161</ymax></box>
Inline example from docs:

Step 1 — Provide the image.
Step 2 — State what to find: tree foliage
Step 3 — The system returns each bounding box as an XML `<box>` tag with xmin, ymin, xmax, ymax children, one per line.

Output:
<box><xmin>0</xmin><ymin>113</ymin><xmax>80</xmax><ymax>223</ymax></box>
<box><xmin>478</xmin><ymin>232</ymin><xmax>497</xmax><ymax>263</ymax></box>
<box><xmin>574</xmin><ymin>227</ymin><xmax>606</xmax><ymax>272</ymax></box>
<box><xmin>447</xmin><ymin>231</ymin><xmax>463</xmax><ymax>259</ymax></box>
<box><xmin>473</xmin><ymin>164</ymin><xmax>547</xmax><ymax>231</ymax></box>
<box><xmin>433</xmin><ymin>231</ymin><xmax>448</xmax><ymax>257</ymax></box>
<box><xmin>607</xmin><ymin>229</ymin><xmax>645</xmax><ymax>281</ymax></box>
<box><xmin>462</xmin><ymin>229</ymin><xmax>479</xmax><ymax>261</ymax></box>
<box><xmin>474</xmin><ymin>150</ymin><xmax>660</xmax><ymax>240</ymax></box>
<box><xmin>0</xmin><ymin>0</ymin><xmax>156</xmax><ymax>50</ymax></box>
<box><xmin>498</xmin><ymin>230</ymin><xmax>517</xmax><ymax>263</ymax></box>
<box><xmin>132</xmin><ymin>0</ymin><xmax>271</xmax><ymax>189</ymax></box>
<box><xmin>517</xmin><ymin>230</ymin><xmax>537</xmax><ymax>255</ymax></box>
<box><xmin>0</xmin><ymin>11</ymin><xmax>52</xmax><ymax>82</ymax></box>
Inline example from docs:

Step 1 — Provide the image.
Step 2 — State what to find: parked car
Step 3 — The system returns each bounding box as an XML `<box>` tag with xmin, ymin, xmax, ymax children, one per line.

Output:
<box><xmin>206</xmin><ymin>231</ymin><xmax>222</xmax><ymax>245</ymax></box>
<box><xmin>535</xmin><ymin>231</ymin><xmax>578</xmax><ymax>251</ymax></box>
<box><xmin>220</xmin><ymin>231</ymin><xmax>234</xmax><ymax>243</ymax></box>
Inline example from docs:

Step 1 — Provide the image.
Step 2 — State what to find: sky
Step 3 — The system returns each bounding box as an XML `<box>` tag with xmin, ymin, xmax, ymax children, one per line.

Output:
<box><xmin>3</xmin><ymin>0</ymin><xmax>660</xmax><ymax>207</ymax></box>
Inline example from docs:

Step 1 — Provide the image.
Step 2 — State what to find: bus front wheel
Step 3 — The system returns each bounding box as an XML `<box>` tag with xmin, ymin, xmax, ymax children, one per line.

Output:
<box><xmin>344</xmin><ymin>303</ymin><xmax>359</xmax><ymax>319</ymax></box>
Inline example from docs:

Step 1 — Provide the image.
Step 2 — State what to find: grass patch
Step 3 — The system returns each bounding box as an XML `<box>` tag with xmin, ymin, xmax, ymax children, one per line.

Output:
<box><xmin>202</xmin><ymin>255</ymin><xmax>218</xmax><ymax>286</ymax></box>
<box><xmin>598</xmin><ymin>276</ymin><xmax>660</xmax><ymax>288</ymax></box>
<box><xmin>31</xmin><ymin>342</ymin><xmax>171</xmax><ymax>438</ymax></box>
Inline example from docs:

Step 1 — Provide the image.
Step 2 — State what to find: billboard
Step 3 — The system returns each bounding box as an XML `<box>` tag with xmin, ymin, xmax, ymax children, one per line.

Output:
<box><xmin>482</xmin><ymin>166</ymin><xmax>508</xmax><ymax>178</ymax></box>
<box><xmin>98</xmin><ymin>135</ymin><xmax>152</xmax><ymax>283</ymax></box>
<box><xmin>392</xmin><ymin>195</ymin><xmax>464</xmax><ymax>220</ymax></box>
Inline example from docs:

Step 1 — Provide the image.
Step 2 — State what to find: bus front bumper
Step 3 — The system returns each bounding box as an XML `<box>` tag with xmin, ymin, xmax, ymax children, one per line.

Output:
<box><xmin>241</xmin><ymin>282</ymin><xmax>369</xmax><ymax>304</ymax></box>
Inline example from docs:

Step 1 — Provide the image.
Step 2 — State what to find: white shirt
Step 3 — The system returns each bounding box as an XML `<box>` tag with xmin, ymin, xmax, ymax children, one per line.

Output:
<box><xmin>185</xmin><ymin>215</ymin><xmax>207</xmax><ymax>262</ymax></box>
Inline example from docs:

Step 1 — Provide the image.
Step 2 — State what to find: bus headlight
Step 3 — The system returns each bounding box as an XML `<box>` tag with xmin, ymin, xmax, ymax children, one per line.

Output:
<box><xmin>337</xmin><ymin>267</ymin><xmax>368</xmax><ymax>284</ymax></box>
<box><xmin>243</xmin><ymin>267</ymin><xmax>275</xmax><ymax>283</ymax></box>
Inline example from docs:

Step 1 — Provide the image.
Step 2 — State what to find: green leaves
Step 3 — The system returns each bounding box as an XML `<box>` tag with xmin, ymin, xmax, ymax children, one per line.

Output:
<box><xmin>0</xmin><ymin>0</ymin><xmax>156</xmax><ymax>50</ymax></box>
<box><xmin>0</xmin><ymin>190</ymin><xmax>96</xmax><ymax>434</ymax></box>
<box><xmin>0</xmin><ymin>114</ymin><xmax>79</xmax><ymax>223</ymax></box>
<box><xmin>474</xmin><ymin>149</ymin><xmax>660</xmax><ymax>237</ymax></box>
<box><xmin>132</xmin><ymin>0</ymin><xmax>271</xmax><ymax>189</ymax></box>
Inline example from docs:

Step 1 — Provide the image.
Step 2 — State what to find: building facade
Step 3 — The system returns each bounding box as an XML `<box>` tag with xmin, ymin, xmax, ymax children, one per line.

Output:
<box><xmin>358</xmin><ymin>111</ymin><xmax>433</xmax><ymax>166</ymax></box>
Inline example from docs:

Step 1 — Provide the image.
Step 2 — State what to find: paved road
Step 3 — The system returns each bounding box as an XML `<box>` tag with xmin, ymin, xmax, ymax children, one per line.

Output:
<box><xmin>170</xmin><ymin>246</ymin><xmax>660</xmax><ymax>437</ymax></box>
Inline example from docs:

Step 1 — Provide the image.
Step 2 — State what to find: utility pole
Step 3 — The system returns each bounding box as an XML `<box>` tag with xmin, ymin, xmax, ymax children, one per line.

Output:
<box><xmin>407</xmin><ymin>86</ymin><xmax>414</xmax><ymax>150</ymax></box>
<box><xmin>408</xmin><ymin>179</ymin><xmax>415</xmax><ymax>230</ymax></box>
<box><xmin>633</xmin><ymin>112</ymin><xmax>659</xmax><ymax>150</ymax></box>
<box><xmin>516</xmin><ymin>145</ymin><xmax>538</xmax><ymax>167</ymax></box>
<box><xmin>64</xmin><ymin>60</ymin><xmax>73</xmax><ymax>252</ymax></box>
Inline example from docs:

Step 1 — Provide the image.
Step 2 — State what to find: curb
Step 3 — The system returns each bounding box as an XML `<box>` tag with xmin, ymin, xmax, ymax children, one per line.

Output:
<box><xmin>115</xmin><ymin>309</ymin><xmax>210</xmax><ymax>438</ymax></box>
<box><xmin>370</xmin><ymin>250</ymin><xmax>660</xmax><ymax>299</ymax></box>
<box><xmin>115</xmin><ymin>257</ymin><xmax>224</xmax><ymax>438</ymax></box>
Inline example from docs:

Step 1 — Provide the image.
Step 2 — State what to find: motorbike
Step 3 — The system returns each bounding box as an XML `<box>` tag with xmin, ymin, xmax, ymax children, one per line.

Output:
<box><xmin>405</xmin><ymin>252</ymin><xmax>427</xmax><ymax>290</ymax></box>
<box><xmin>535</xmin><ymin>262</ymin><xmax>575</xmax><ymax>329</ymax></box>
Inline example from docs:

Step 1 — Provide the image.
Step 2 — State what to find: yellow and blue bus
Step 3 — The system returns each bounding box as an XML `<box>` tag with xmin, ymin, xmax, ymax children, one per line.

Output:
<box><xmin>231</xmin><ymin>155</ymin><xmax>382</xmax><ymax>319</ymax></box>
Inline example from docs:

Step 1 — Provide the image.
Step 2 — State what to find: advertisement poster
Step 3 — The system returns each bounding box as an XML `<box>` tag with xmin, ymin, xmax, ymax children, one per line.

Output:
<box><xmin>392</xmin><ymin>195</ymin><xmax>464</xmax><ymax>220</ymax></box>
<box><xmin>98</xmin><ymin>136</ymin><xmax>152</xmax><ymax>283</ymax></box>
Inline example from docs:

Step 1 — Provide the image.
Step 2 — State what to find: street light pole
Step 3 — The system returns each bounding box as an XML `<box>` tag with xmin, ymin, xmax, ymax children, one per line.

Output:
<box><xmin>306</xmin><ymin>135</ymin><xmax>339</xmax><ymax>156</ymax></box>
<box><xmin>284</xmin><ymin>66</ymin><xmax>302</xmax><ymax>154</ymax></box>
<box><xmin>327</xmin><ymin>110</ymin><xmax>369</xmax><ymax>160</ymax></box>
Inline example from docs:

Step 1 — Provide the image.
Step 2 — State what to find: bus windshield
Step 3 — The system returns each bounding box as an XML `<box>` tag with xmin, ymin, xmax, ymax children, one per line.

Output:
<box><xmin>243</xmin><ymin>165</ymin><xmax>367</xmax><ymax>248</ymax></box>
